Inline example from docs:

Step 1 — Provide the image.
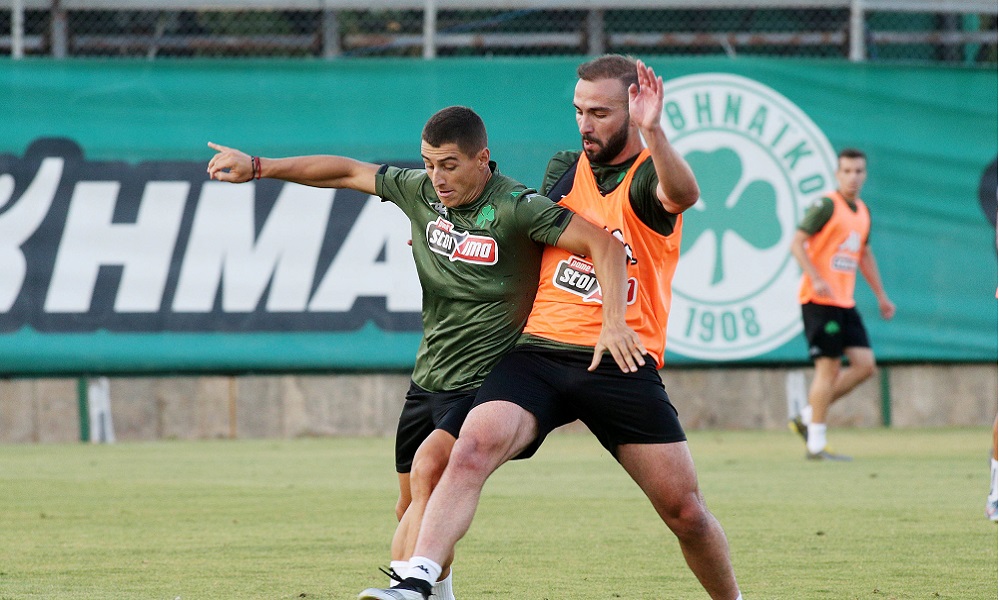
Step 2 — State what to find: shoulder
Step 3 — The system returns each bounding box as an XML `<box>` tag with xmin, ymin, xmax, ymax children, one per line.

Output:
<box><xmin>541</xmin><ymin>150</ymin><xmax>582</xmax><ymax>196</ymax></box>
<box><xmin>546</xmin><ymin>150</ymin><xmax>581</xmax><ymax>174</ymax></box>
<box><xmin>797</xmin><ymin>195</ymin><xmax>835</xmax><ymax>233</ymax></box>
<box><xmin>378</xmin><ymin>165</ymin><xmax>428</xmax><ymax>188</ymax></box>
<box><xmin>488</xmin><ymin>170</ymin><xmax>531</xmax><ymax>198</ymax></box>
<box><xmin>808</xmin><ymin>195</ymin><xmax>835</xmax><ymax>213</ymax></box>
<box><xmin>630</xmin><ymin>155</ymin><xmax>660</xmax><ymax>191</ymax></box>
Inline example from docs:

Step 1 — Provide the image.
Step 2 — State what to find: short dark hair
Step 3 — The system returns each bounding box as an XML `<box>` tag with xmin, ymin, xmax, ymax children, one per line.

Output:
<box><xmin>577</xmin><ymin>54</ymin><xmax>639</xmax><ymax>96</ymax></box>
<box><xmin>421</xmin><ymin>106</ymin><xmax>488</xmax><ymax>157</ymax></box>
<box><xmin>838</xmin><ymin>148</ymin><xmax>867</xmax><ymax>161</ymax></box>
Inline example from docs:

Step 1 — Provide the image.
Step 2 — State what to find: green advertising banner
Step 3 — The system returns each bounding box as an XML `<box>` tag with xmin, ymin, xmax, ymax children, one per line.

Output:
<box><xmin>1</xmin><ymin>57</ymin><xmax>996</xmax><ymax>374</ymax></box>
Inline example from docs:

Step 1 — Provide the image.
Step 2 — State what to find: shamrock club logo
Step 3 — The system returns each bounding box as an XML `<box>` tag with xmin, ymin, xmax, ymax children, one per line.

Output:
<box><xmin>662</xmin><ymin>73</ymin><xmax>837</xmax><ymax>361</ymax></box>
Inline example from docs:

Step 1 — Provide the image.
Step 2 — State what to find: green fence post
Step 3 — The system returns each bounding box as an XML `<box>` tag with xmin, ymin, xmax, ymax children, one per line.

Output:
<box><xmin>879</xmin><ymin>366</ymin><xmax>892</xmax><ymax>427</ymax></box>
<box><xmin>77</xmin><ymin>377</ymin><xmax>89</xmax><ymax>442</ymax></box>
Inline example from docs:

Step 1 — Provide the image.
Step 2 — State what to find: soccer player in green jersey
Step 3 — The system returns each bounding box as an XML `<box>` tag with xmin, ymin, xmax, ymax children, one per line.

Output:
<box><xmin>358</xmin><ymin>58</ymin><xmax>741</xmax><ymax>600</ymax></box>
<box><xmin>207</xmin><ymin>106</ymin><xmax>645</xmax><ymax>599</ymax></box>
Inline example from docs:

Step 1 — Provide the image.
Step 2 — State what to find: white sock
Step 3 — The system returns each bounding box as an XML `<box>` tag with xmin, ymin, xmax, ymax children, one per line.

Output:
<box><xmin>734</xmin><ymin>594</ymin><xmax>743</xmax><ymax>600</ymax></box>
<box><xmin>807</xmin><ymin>423</ymin><xmax>827</xmax><ymax>454</ymax></box>
<box><xmin>404</xmin><ymin>556</ymin><xmax>442</xmax><ymax>587</ymax></box>
<box><xmin>989</xmin><ymin>458</ymin><xmax>998</xmax><ymax>500</ymax></box>
<box><xmin>389</xmin><ymin>560</ymin><xmax>409</xmax><ymax>585</ymax></box>
<box><xmin>432</xmin><ymin>569</ymin><xmax>455</xmax><ymax>600</ymax></box>
<box><xmin>800</xmin><ymin>405</ymin><xmax>813</xmax><ymax>425</ymax></box>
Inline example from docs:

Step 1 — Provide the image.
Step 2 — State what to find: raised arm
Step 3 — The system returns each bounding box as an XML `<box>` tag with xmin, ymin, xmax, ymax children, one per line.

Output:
<box><xmin>206</xmin><ymin>142</ymin><xmax>379</xmax><ymax>195</ymax></box>
<box><xmin>630</xmin><ymin>60</ymin><xmax>700</xmax><ymax>214</ymax></box>
<box><xmin>859</xmin><ymin>245</ymin><xmax>895</xmax><ymax>319</ymax></box>
<box><xmin>554</xmin><ymin>214</ymin><xmax>646</xmax><ymax>373</ymax></box>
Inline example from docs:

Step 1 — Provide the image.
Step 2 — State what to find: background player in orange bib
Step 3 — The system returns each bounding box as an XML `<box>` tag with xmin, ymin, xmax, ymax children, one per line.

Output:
<box><xmin>789</xmin><ymin>148</ymin><xmax>896</xmax><ymax>460</ymax></box>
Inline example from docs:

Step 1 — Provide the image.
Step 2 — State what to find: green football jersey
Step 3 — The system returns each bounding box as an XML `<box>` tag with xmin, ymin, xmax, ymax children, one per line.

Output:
<box><xmin>376</xmin><ymin>162</ymin><xmax>572</xmax><ymax>392</ymax></box>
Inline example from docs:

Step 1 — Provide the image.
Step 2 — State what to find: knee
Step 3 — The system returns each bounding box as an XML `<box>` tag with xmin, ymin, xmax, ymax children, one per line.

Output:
<box><xmin>448</xmin><ymin>434</ymin><xmax>501</xmax><ymax>479</ymax></box>
<box><xmin>395</xmin><ymin>495</ymin><xmax>410</xmax><ymax>521</ymax></box>
<box><xmin>855</xmin><ymin>356</ymin><xmax>877</xmax><ymax>380</ymax></box>
<box><xmin>661</xmin><ymin>494</ymin><xmax>715</xmax><ymax>540</ymax></box>
<box><xmin>410</xmin><ymin>451</ymin><xmax>450</xmax><ymax>496</ymax></box>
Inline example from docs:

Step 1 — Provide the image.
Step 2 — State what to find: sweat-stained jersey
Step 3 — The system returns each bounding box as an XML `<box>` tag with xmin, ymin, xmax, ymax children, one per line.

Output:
<box><xmin>520</xmin><ymin>149</ymin><xmax>683</xmax><ymax>368</ymax></box>
<box><xmin>376</xmin><ymin>162</ymin><xmax>572</xmax><ymax>392</ymax></box>
<box><xmin>797</xmin><ymin>191</ymin><xmax>871</xmax><ymax>308</ymax></box>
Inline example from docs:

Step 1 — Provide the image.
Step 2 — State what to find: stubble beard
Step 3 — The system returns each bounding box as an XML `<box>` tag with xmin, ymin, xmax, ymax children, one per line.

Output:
<box><xmin>582</xmin><ymin>119</ymin><xmax>631</xmax><ymax>165</ymax></box>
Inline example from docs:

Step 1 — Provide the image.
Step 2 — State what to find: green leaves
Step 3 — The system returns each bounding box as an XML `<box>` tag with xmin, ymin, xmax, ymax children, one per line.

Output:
<box><xmin>681</xmin><ymin>148</ymin><xmax>782</xmax><ymax>284</ymax></box>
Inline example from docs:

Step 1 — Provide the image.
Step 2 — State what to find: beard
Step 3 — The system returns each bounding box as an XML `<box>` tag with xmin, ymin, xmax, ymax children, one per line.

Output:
<box><xmin>582</xmin><ymin>119</ymin><xmax>630</xmax><ymax>164</ymax></box>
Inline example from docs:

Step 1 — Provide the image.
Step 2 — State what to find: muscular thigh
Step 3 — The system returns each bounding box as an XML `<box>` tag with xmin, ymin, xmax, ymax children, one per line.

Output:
<box><xmin>565</xmin><ymin>356</ymin><xmax>687</xmax><ymax>458</ymax></box>
<box><xmin>617</xmin><ymin>441</ymin><xmax>701</xmax><ymax>508</ymax></box>
<box><xmin>474</xmin><ymin>348</ymin><xmax>576</xmax><ymax>460</ymax></box>
<box><xmin>395</xmin><ymin>381</ymin><xmax>476</xmax><ymax>473</ymax></box>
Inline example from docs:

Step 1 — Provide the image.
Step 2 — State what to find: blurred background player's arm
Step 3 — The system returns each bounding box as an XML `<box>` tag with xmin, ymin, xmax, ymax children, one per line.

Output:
<box><xmin>858</xmin><ymin>244</ymin><xmax>895</xmax><ymax>319</ymax></box>
<box><xmin>790</xmin><ymin>229</ymin><xmax>832</xmax><ymax>299</ymax></box>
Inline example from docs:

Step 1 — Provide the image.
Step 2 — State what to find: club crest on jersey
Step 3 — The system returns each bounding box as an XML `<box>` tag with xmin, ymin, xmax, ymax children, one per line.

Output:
<box><xmin>554</xmin><ymin>256</ymin><xmax>637</xmax><ymax>304</ymax></box>
<box><xmin>425</xmin><ymin>216</ymin><xmax>498</xmax><ymax>265</ymax></box>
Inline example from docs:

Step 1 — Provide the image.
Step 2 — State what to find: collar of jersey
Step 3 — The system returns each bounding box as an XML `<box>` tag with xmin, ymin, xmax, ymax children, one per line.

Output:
<box><xmin>448</xmin><ymin>160</ymin><xmax>501</xmax><ymax>214</ymax></box>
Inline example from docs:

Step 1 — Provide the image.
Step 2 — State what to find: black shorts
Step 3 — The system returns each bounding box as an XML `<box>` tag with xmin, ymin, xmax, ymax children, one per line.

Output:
<box><xmin>474</xmin><ymin>346</ymin><xmax>686</xmax><ymax>460</ymax></box>
<box><xmin>801</xmin><ymin>302</ymin><xmax>871</xmax><ymax>359</ymax></box>
<box><xmin>394</xmin><ymin>381</ymin><xmax>476</xmax><ymax>473</ymax></box>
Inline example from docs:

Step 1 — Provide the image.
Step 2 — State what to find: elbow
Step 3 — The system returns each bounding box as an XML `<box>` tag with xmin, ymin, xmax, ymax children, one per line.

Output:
<box><xmin>673</xmin><ymin>179</ymin><xmax>700</xmax><ymax>210</ymax></box>
<box><xmin>676</xmin><ymin>188</ymin><xmax>700</xmax><ymax>211</ymax></box>
<box><xmin>661</xmin><ymin>185</ymin><xmax>700</xmax><ymax>214</ymax></box>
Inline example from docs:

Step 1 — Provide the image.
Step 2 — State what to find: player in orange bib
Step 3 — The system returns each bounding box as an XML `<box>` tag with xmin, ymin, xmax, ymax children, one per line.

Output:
<box><xmin>361</xmin><ymin>56</ymin><xmax>742</xmax><ymax>600</ymax></box>
<box><xmin>789</xmin><ymin>148</ymin><xmax>896</xmax><ymax>461</ymax></box>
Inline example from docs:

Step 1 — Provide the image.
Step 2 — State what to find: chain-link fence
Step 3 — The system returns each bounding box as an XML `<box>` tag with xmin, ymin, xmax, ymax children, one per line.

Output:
<box><xmin>3</xmin><ymin>1</ymin><xmax>997</xmax><ymax>63</ymax></box>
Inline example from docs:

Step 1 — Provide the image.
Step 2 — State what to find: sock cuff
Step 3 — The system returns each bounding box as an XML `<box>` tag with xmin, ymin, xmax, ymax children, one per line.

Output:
<box><xmin>389</xmin><ymin>560</ymin><xmax>409</xmax><ymax>577</ymax></box>
<box><xmin>406</xmin><ymin>556</ymin><xmax>442</xmax><ymax>585</ymax></box>
<box><xmin>432</xmin><ymin>569</ymin><xmax>453</xmax><ymax>596</ymax></box>
<box><xmin>807</xmin><ymin>423</ymin><xmax>827</xmax><ymax>454</ymax></box>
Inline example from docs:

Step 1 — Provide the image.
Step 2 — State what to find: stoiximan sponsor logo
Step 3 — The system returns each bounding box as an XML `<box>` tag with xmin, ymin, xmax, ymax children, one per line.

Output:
<box><xmin>662</xmin><ymin>74</ymin><xmax>836</xmax><ymax>361</ymax></box>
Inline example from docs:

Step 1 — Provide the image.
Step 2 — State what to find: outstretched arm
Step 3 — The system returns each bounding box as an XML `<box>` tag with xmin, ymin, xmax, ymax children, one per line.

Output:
<box><xmin>206</xmin><ymin>142</ymin><xmax>379</xmax><ymax>195</ymax></box>
<box><xmin>629</xmin><ymin>59</ymin><xmax>700</xmax><ymax>214</ymax></box>
<box><xmin>859</xmin><ymin>245</ymin><xmax>895</xmax><ymax>319</ymax></box>
<box><xmin>555</xmin><ymin>214</ymin><xmax>646</xmax><ymax>373</ymax></box>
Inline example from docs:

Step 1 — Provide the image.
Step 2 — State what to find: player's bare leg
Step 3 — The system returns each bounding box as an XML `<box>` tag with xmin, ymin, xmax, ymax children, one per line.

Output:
<box><xmin>830</xmin><ymin>346</ymin><xmax>876</xmax><ymax>402</ymax></box>
<box><xmin>617</xmin><ymin>442</ymin><xmax>741</xmax><ymax>600</ymax></box>
<box><xmin>805</xmin><ymin>357</ymin><xmax>852</xmax><ymax>460</ymax></box>
<box><xmin>360</xmin><ymin>401</ymin><xmax>538</xmax><ymax>600</ymax></box>
<box><xmin>389</xmin><ymin>430</ymin><xmax>457</xmax><ymax>596</ymax></box>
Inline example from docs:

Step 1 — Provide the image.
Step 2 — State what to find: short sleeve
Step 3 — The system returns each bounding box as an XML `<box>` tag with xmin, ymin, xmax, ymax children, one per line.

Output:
<box><xmin>628</xmin><ymin>158</ymin><xmax>679</xmax><ymax>235</ymax></box>
<box><xmin>798</xmin><ymin>197</ymin><xmax>834</xmax><ymax>235</ymax></box>
<box><xmin>510</xmin><ymin>191</ymin><xmax>573</xmax><ymax>247</ymax></box>
<box><xmin>375</xmin><ymin>165</ymin><xmax>427</xmax><ymax>206</ymax></box>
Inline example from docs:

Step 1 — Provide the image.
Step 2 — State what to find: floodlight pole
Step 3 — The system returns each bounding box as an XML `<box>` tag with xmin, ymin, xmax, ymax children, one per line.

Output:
<box><xmin>423</xmin><ymin>0</ymin><xmax>437</xmax><ymax>59</ymax></box>
<box><xmin>12</xmin><ymin>0</ymin><xmax>24</xmax><ymax>59</ymax></box>
<box><xmin>849</xmin><ymin>0</ymin><xmax>866</xmax><ymax>62</ymax></box>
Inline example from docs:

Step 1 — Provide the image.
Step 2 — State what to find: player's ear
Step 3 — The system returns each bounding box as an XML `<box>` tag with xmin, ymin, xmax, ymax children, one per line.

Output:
<box><xmin>477</xmin><ymin>147</ymin><xmax>490</xmax><ymax>169</ymax></box>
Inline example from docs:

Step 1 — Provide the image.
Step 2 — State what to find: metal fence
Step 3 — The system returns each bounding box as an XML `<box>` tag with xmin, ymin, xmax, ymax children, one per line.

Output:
<box><xmin>3</xmin><ymin>0</ymin><xmax>997</xmax><ymax>63</ymax></box>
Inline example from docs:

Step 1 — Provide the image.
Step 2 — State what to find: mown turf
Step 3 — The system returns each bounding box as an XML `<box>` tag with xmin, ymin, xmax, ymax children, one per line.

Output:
<box><xmin>0</xmin><ymin>428</ymin><xmax>995</xmax><ymax>599</ymax></box>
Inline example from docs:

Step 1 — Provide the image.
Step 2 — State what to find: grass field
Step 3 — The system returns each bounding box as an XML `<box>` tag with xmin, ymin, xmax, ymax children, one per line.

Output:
<box><xmin>1</xmin><ymin>428</ymin><xmax>996</xmax><ymax>600</ymax></box>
